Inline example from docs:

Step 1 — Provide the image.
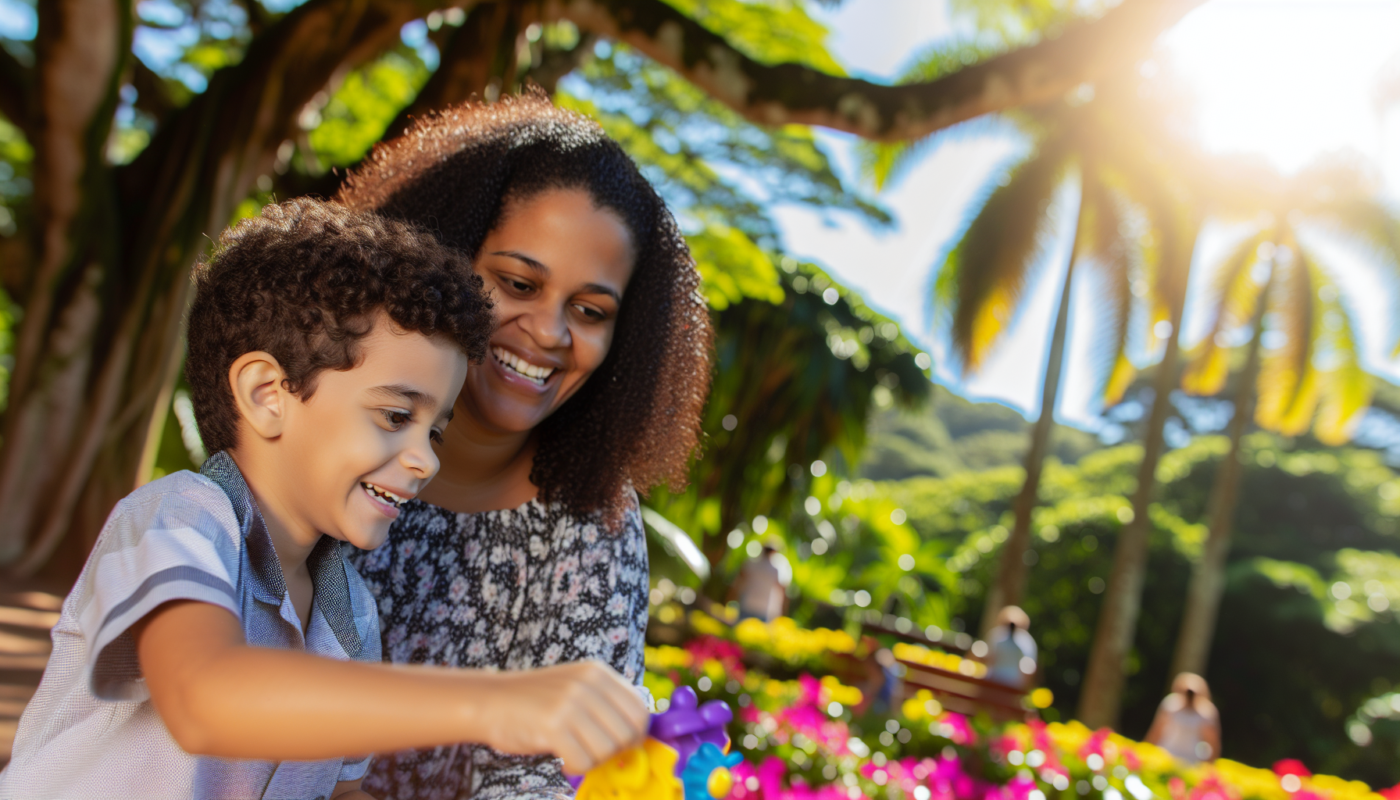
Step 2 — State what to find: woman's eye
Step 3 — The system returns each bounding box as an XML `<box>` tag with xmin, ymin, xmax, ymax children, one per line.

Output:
<box><xmin>504</xmin><ymin>277</ymin><xmax>534</xmax><ymax>293</ymax></box>
<box><xmin>573</xmin><ymin>303</ymin><xmax>606</xmax><ymax>321</ymax></box>
<box><xmin>380</xmin><ymin>409</ymin><xmax>412</xmax><ymax>429</ymax></box>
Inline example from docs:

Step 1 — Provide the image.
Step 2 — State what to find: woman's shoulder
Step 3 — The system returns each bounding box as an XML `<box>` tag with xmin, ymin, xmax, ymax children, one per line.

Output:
<box><xmin>548</xmin><ymin>488</ymin><xmax>644</xmax><ymax>538</ymax></box>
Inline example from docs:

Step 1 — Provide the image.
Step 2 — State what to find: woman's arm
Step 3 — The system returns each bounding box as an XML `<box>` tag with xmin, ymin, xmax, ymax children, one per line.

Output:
<box><xmin>136</xmin><ymin>600</ymin><xmax>649</xmax><ymax>774</ymax></box>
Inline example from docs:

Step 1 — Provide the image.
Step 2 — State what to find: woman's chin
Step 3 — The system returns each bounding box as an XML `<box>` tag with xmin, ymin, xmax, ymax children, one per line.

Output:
<box><xmin>476</xmin><ymin>400</ymin><xmax>553</xmax><ymax>437</ymax></box>
<box><xmin>468</xmin><ymin>376</ymin><xmax>567</xmax><ymax>435</ymax></box>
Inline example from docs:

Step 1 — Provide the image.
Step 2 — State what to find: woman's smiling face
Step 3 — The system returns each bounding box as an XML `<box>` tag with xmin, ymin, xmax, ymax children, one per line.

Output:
<box><xmin>464</xmin><ymin>188</ymin><xmax>636</xmax><ymax>436</ymax></box>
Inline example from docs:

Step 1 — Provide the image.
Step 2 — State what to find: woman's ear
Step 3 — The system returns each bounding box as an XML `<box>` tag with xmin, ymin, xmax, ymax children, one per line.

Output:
<box><xmin>229</xmin><ymin>351</ymin><xmax>288</xmax><ymax>440</ymax></box>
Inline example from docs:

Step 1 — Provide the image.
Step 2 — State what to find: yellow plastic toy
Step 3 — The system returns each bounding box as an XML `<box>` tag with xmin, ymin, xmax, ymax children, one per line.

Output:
<box><xmin>576</xmin><ymin>738</ymin><xmax>684</xmax><ymax>800</ymax></box>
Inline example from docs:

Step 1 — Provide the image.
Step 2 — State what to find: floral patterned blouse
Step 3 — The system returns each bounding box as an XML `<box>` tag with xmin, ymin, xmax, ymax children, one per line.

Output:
<box><xmin>345</xmin><ymin>495</ymin><xmax>651</xmax><ymax>800</ymax></box>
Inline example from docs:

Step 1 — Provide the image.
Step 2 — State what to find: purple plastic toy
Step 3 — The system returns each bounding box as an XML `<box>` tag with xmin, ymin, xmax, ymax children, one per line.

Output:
<box><xmin>648</xmin><ymin>686</ymin><xmax>733</xmax><ymax>776</ymax></box>
<box><xmin>567</xmin><ymin>686</ymin><xmax>735</xmax><ymax>791</ymax></box>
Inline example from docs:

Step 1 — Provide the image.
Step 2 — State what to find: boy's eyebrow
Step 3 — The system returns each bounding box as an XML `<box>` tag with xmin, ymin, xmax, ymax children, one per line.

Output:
<box><xmin>369</xmin><ymin>384</ymin><xmax>439</xmax><ymax>411</ymax></box>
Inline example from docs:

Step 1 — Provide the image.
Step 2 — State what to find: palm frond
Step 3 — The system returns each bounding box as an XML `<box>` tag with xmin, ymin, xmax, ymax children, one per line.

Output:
<box><xmin>1255</xmin><ymin>230</ymin><xmax>1319</xmax><ymax>435</ymax></box>
<box><xmin>938</xmin><ymin>139</ymin><xmax>1071</xmax><ymax>372</ymax></box>
<box><xmin>1102</xmin><ymin>150</ymin><xmax>1192</xmax><ymax>348</ymax></box>
<box><xmin>1078</xmin><ymin>167</ymin><xmax>1137</xmax><ymax>404</ymax></box>
<box><xmin>1310</xmin><ymin>197</ymin><xmax>1400</xmax><ymax>357</ymax></box>
<box><xmin>1304</xmin><ymin>252</ymin><xmax>1372</xmax><ymax>445</ymax></box>
<box><xmin>1181</xmin><ymin>227</ymin><xmax>1270</xmax><ymax>396</ymax></box>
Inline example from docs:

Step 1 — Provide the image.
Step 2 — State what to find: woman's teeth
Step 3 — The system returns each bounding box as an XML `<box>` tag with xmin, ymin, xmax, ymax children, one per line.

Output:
<box><xmin>362</xmin><ymin>482</ymin><xmax>408</xmax><ymax>508</ymax></box>
<box><xmin>493</xmin><ymin>346</ymin><xmax>555</xmax><ymax>386</ymax></box>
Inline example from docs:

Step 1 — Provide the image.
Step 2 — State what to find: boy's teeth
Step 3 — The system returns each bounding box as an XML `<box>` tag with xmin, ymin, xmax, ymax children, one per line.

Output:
<box><xmin>492</xmin><ymin>346</ymin><xmax>554</xmax><ymax>385</ymax></box>
<box><xmin>362</xmin><ymin>482</ymin><xmax>407</xmax><ymax>507</ymax></box>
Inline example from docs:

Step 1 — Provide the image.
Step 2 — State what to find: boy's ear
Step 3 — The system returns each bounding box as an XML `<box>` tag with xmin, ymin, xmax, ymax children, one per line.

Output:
<box><xmin>229</xmin><ymin>352</ymin><xmax>289</xmax><ymax>440</ymax></box>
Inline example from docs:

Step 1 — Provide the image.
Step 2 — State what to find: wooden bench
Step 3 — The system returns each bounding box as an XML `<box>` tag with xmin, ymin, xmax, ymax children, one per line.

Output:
<box><xmin>896</xmin><ymin>659</ymin><xmax>1030</xmax><ymax>721</ymax></box>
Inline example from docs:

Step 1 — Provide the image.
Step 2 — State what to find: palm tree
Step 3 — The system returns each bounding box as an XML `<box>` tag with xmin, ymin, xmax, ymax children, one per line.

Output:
<box><xmin>864</xmin><ymin>73</ymin><xmax>1164</xmax><ymax>639</ymax></box>
<box><xmin>1169</xmin><ymin>162</ymin><xmax>1400</xmax><ymax>679</ymax></box>
<box><xmin>1076</xmin><ymin>171</ymin><xmax>1199</xmax><ymax>729</ymax></box>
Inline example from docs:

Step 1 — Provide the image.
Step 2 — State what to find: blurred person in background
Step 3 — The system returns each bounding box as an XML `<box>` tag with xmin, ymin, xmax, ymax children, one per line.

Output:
<box><xmin>731</xmin><ymin>539</ymin><xmax>791</xmax><ymax>622</ymax></box>
<box><xmin>1146</xmin><ymin>672</ymin><xmax>1221</xmax><ymax>763</ymax></box>
<box><xmin>984</xmin><ymin>605</ymin><xmax>1038</xmax><ymax>689</ymax></box>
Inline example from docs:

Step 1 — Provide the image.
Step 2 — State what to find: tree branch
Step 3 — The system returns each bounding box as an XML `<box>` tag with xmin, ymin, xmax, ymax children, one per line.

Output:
<box><xmin>520</xmin><ymin>30</ymin><xmax>597</xmax><ymax>94</ymax></box>
<box><xmin>0</xmin><ymin>46</ymin><xmax>32</xmax><ymax>137</ymax></box>
<box><xmin>547</xmin><ymin>0</ymin><xmax>1204</xmax><ymax>142</ymax></box>
<box><xmin>131</xmin><ymin>55</ymin><xmax>177</xmax><ymax>124</ymax></box>
<box><xmin>383</xmin><ymin>1</ymin><xmax>529</xmax><ymax>140</ymax></box>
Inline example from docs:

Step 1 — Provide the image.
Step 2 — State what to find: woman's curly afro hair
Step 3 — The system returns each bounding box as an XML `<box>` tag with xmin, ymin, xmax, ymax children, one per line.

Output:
<box><xmin>187</xmin><ymin>198</ymin><xmax>493</xmax><ymax>455</ymax></box>
<box><xmin>337</xmin><ymin>91</ymin><xmax>713</xmax><ymax>522</ymax></box>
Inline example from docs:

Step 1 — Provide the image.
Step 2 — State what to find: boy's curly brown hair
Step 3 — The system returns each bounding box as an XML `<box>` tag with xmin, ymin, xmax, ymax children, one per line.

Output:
<box><xmin>337</xmin><ymin>92</ymin><xmax>712</xmax><ymax>522</ymax></box>
<box><xmin>186</xmin><ymin>197</ymin><xmax>493</xmax><ymax>455</ymax></box>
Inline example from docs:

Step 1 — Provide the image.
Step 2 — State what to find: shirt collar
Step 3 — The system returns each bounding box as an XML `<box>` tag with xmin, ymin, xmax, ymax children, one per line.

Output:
<box><xmin>200</xmin><ymin>451</ymin><xmax>363</xmax><ymax>658</ymax></box>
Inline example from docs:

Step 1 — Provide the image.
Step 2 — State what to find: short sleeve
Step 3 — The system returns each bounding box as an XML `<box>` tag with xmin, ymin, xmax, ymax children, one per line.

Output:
<box><xmin>72</xmin><ymin>473</ymin><xmax>244</xmax><ymax>701</ymax></box>
<box><xmin>339</xmin><ymin>754</ymin><xmax>372</xmax><ymax>782</ymax></box>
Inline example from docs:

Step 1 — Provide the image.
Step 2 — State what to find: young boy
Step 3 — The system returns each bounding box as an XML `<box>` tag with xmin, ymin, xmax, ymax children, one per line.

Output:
<box><xmin>0</xmin><ymin>199</ymin><xmax>649</xmax><ymax>799</ymax></box>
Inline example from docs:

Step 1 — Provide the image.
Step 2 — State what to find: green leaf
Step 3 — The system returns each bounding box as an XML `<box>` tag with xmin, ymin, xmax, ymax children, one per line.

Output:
<box><xmin>686</xmin><ymin>224</ymin><xmax>785</xmax><ymax>309</ymax></box>
<box><xmin>660</xmin><ymin>0</ymin><xmax>845</xmax><ymax>73</ymax></box>
<box><xmin>307</xmin><ymin>47</ymin><xmax>430</xmax><ymax>168</ymax></box>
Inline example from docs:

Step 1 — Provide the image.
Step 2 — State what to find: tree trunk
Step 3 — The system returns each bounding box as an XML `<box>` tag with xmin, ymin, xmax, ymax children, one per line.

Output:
<box><xmin>981</xmin><ymin>209</ymin><xmax>1083</xmax><ymax>637</ymax></box>
<box><xmin>0</xmin><ymin>0</ymin><xmax>130</xmax><ymax>568</ymax></box>
<box><xmin>0</xmin><ymin>0</ymin><xmax>429</xmax><ymax>577</ymax></box>
<box><xmin>1169</xmin><ymin>273</ymin><xmax>1271</xmax><ymax>678</ymax></box>
<box><xmin>1077</xmin><ymin>222</ymin><xmax>1197</xmax><ymax>729</ymax></box>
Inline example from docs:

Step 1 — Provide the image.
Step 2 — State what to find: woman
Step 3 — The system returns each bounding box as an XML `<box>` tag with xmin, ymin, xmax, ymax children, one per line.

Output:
<box><xmin>1145</xmin><ymin>672</ymin><xmax>1222</xmax><ymax>764</ymax></box>
<box><xmin>336</xmin><ymin>93</ymin><xmax>712</xmax><ymax>799</ymax></box>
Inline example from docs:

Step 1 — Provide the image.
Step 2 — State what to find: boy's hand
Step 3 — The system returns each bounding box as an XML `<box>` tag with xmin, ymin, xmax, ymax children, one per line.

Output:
<box><xmin>480</xmin><ymin>660</ymin><xmax>649</xmax><ymax>775</ymax></box>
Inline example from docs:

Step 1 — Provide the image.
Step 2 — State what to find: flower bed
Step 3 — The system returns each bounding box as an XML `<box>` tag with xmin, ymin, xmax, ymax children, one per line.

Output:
<box><xmin>646</xmin><ymin>613</ymin><xmax>1398</xmax><ymax>800</ymax></box>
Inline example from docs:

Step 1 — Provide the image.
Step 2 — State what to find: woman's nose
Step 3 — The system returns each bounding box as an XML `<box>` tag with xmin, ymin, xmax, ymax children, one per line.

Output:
<box><xmin>521</xmin><ymin>303</ymin><xmax>571</xmax><ymax>349</ymax></box>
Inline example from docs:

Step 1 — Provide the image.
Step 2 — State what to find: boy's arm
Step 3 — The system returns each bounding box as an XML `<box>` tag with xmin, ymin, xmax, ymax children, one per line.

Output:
<box><xmin>135</xmin><ymin>599</ymin><xmax>649</xmax><ymax>774</ymax></box>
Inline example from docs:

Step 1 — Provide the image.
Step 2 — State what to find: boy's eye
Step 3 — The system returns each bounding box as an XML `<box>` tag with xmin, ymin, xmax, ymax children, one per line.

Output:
<box><xmin>380</xmin><ymin>409</ymin><xmax>412</xmax><ymax>429</ymax></box>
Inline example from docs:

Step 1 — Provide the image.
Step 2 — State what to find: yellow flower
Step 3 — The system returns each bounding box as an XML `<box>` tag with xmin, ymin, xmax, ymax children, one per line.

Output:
<box><xmin>645</xmin><ymin>645</ymin><xmax>694</xmax><ymax>671</ymax></box>
<box><xmin>690</xmin><ymin>611</ymin><xmax>730</xmax><ymax>636</ymax></box>
<box><xmin>577</xmin><ymin>739</ymin><xmax>683</xmax><ymax>800</ymax></box>
<box><xmin>734</xmin><ymin>617</ymin><xmax>770</xmax><ymax>648</ymax></box>
<box><xmin>820</xmin><ymin>675</ymin><xmax>864</xmax><ymax>707</ymax></box>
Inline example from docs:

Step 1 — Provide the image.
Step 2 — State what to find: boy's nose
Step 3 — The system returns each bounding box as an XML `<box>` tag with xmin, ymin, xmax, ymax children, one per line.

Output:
<box><xmin>402</xmin><ymin>436</ymin><xmax>440</xmax><ymax>481</ymax></box>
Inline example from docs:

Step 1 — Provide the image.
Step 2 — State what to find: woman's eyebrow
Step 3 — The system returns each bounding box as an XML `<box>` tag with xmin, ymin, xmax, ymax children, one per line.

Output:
<box><xmin>581</xmin><ymin>283</ymin><xmax>622</xmax><ymax>303</ymax></box>
<box><xmin>491</xmin><ymin>250</ymin><xmax>548</xmax><ymax>276</ymax></box>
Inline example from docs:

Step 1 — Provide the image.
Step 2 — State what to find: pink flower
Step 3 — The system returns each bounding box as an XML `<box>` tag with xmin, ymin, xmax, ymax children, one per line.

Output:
<box><xmin>1377</xmin><ymin>784</ymin><xmax>1400</xmax><ymax>800</ymax></box>
<box><xmin>1188</xmin><ymin>776</ymin><xmax>1237</xmax><ymax>800</ymax></box>
<box><xmin>941</xmin><ymin>712</ymin><xmax>975</xmax><ymax>745</ymax></box>
<box><xmin>1273</xmin><ymin>760</ymin><xmax>1312</xmax><ymax>778</ymax></box>
<box><xmin>1078</xmin><ymin>728</ymin><xmax>1112</xmax><ymax>762</ymax></box>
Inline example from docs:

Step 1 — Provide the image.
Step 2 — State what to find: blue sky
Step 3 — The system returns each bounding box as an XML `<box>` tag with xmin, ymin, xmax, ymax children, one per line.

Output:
<box><xmin>782</xmin><ymin>0</ymin><xmax>1400</xmax><ymax>430</ymax></box>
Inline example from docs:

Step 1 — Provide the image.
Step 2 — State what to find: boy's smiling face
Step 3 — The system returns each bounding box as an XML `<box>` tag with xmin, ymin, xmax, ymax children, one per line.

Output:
<box><xmin>238</xmin><ymin>314</ymin><xmax>469</xmax><ymax>553</ymax></box>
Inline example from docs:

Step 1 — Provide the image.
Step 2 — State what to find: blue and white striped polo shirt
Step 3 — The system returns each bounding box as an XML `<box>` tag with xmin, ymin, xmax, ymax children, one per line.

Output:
<box><xmin>0</xmin><ymin>451</ymin><xmax>381</xmax><ymax>799</ymax></box>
